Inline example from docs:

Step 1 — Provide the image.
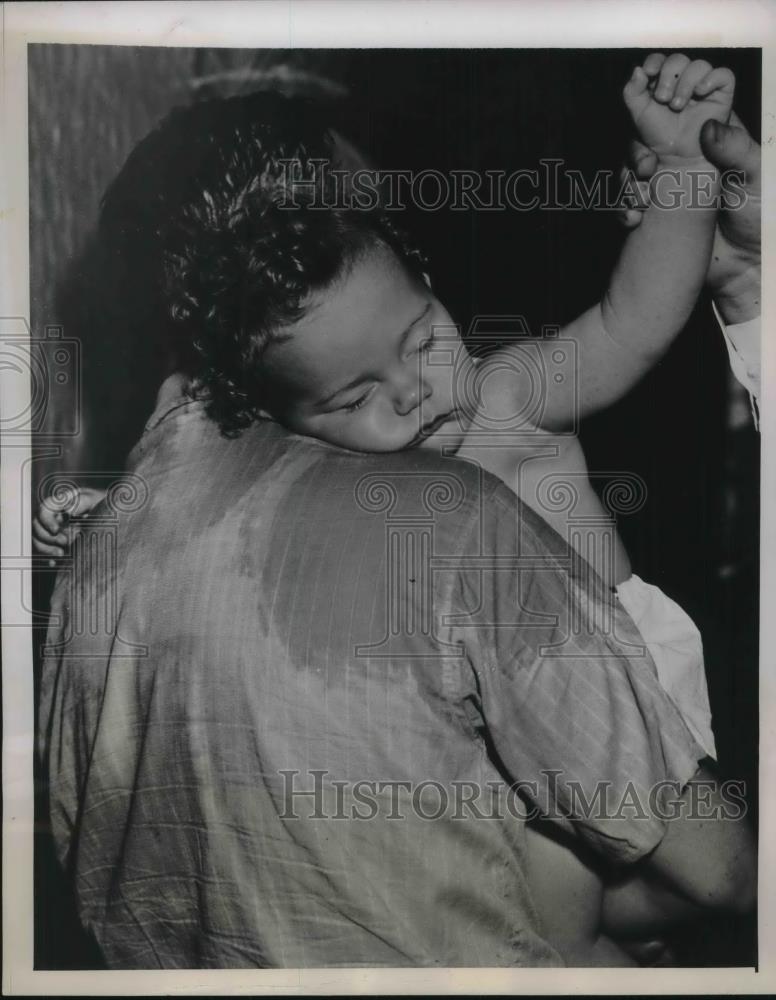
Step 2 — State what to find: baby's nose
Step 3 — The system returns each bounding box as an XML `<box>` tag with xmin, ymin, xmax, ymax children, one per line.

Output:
<box><xmin>393</xmin><ymin>375</ymin><xmax>432</xmax><ymax>416</ymax></box>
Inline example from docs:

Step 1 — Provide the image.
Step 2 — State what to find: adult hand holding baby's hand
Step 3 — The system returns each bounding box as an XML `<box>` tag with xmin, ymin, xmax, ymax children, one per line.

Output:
<box><xmin>618</xmin><ymin>110</ymin><xmax>761</xmax><ymax>324</ymax></box>
<box><xmin>623</xmin><ymin>53</ymin><xmax>734</xmax><ymax>162</ymax></box>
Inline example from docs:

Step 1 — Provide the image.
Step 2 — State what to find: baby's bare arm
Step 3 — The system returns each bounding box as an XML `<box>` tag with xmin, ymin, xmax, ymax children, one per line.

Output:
<box><xmin>458</xmin><ymin>379</ymin><xmax>631</xmax><ymax>587</ymax></box>
<box><xmin>530</xmin><ymin>54</ymin><xmax>735</xmax><ymax>429</ymax></box>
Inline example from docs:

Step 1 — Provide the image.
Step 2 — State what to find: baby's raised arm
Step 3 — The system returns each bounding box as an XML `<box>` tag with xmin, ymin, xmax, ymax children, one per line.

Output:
<box><xmin>493</xmin><ymin>53</ymin><xmax>735</xmax><ymax>429</ymax></box>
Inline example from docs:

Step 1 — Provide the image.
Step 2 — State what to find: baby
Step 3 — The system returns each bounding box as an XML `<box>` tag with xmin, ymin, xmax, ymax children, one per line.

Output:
<box><xmin>35</xmin><ymin>52</ymin><xmax>732</xmax><ymax>965</ymax></box>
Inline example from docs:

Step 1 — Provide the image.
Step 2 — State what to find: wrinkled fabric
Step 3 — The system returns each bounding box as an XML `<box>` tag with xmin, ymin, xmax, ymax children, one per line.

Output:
<box><xmin>616</xmin><ymin>573</ymin><xmax>716</xmax><ymax>761</ymax></box>
<box><xmin>39</xmin><ymin>389</ymin><xmax>706</xmax><ymax>969</ymax></box>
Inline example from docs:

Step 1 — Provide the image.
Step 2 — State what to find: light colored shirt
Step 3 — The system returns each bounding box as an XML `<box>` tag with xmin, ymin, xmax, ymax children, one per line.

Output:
<box><xmin>616</xmin><ymin>573</ymin><xmax>715</xmax><ymax>760</ymax></box>
<box><xmin>713</xmin><ymin>301</ymin><xmax>761</xmax><ymax>428</ymax></box>
<box><xmin>39</xmin><ymin>385</ymin><xmax>705</xmax><ymax>969</ymax></box>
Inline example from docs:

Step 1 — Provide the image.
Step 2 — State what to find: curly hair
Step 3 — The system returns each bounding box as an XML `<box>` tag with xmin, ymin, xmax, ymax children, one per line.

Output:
<box><xmin>99</xmin><ymin>91</ymin><xmax>427</xmax><ymax>435</ymax></box>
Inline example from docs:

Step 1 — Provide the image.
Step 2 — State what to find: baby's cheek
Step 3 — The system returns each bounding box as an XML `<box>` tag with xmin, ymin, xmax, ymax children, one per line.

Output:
<box><xmin>361</xmin><ymin>408</ymin><xmax>412</xmax><ymax>452</ymax></box>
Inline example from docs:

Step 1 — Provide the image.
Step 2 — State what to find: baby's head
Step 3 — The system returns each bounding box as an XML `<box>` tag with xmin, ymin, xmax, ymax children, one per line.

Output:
<box><xmin>257</xmin><ymin>241</ymin><xmax>477</xmax><ymax>453</ymax></box>
<box><xmin>101</xmin><ymin>91</ymin><xmax>475</xmax><ymax>454</ymax></box>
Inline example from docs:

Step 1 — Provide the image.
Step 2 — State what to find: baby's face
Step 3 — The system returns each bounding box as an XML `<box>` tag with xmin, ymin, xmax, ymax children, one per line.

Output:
<box><xmin>259</xmin><ymin>245</ymin><xmax>477</xmax><ymax>454</ymax></box>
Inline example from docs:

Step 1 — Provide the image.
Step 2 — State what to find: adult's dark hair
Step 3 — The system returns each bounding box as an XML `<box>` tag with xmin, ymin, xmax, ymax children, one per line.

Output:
<box><xmin>99</xmin><ymin>90</ymin><xmax>426</xmax><ymax>435</ymax></box>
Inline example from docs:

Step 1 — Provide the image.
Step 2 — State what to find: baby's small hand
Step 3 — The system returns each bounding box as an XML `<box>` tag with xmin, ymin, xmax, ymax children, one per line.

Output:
<box><xmin>33</xmin><ymin>485</ymin><xmax>107</xmax><ymax>564</ymax></box>
<box><xmin>623</xmin><ymin>53</ymin><xmax>734</xmax><ymax>161</ymax></box>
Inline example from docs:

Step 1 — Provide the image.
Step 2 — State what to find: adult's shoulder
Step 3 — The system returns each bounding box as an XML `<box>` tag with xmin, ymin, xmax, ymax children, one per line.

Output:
<box><xmin>304</xmin><ymin>441</ymin><xmax>519</xmax><ymax>522</ymax></box>
<box><xmin>295</xmin><ymin>441</ymin><xmax>572</xmax><ymax>561</ymax></box>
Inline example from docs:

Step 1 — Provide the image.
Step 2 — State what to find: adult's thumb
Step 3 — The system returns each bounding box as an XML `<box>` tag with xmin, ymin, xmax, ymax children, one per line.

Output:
<box><xmin>700</xmin><ymin>119</ymin><xmax>760</xmax><ymax>179</ymax></box>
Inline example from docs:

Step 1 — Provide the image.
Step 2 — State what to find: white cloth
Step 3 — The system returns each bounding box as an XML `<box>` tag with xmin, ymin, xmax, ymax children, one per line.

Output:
<box><xmin>712</xmin><ymin>301</ymin><xmax>761</xmax><ymax>429</ymax></box>
<box><xmin>616</xmin><ymin>573</ymin><xmax>716</xmax><ymax>761</ymax></box>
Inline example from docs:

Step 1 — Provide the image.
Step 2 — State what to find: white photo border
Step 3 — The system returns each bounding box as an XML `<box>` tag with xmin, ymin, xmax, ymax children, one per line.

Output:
<box><xmin>2</xmin><ymin>1</ymin><xmax>774</xmax><ymax>994</ymax></box>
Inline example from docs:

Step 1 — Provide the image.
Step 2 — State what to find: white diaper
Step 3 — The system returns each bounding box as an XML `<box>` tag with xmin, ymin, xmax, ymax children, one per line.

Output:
<box><xmin>616</xmin><ymin>573</ymin><xmax>716</xmax><ymax>761</ymax></box>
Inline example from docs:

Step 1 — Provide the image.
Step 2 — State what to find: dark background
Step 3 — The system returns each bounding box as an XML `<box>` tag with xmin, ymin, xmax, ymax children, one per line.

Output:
<box><xmin>30</xmin><ymin>45</ymin><xmax>760</xmax><ymax>968</ymax></box>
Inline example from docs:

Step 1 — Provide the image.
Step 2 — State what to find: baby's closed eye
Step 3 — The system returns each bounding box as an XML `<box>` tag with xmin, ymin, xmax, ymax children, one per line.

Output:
<box><xmin>343</xmin><ymin>388</ymin><xmax>374</xmax><ymax>413</ymax></box>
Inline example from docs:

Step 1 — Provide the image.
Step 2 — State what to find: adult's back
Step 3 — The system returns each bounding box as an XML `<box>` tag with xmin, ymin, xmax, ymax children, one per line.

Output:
<box><xmin>39</xmin><ymin>386</ymin><xmax>709</xmax><ymax>968</ymax></box>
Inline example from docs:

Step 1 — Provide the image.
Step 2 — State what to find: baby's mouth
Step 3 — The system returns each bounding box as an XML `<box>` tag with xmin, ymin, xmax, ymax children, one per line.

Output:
<box><xmin>405</xmin><ymin>411</ymin><xmax>463</xmax><ymax>449</ymax></box>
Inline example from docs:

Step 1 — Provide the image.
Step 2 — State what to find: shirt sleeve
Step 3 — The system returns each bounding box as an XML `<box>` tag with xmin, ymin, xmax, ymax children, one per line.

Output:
<box><xmin>451</xmin><ymin>479</ymin><xmax>707</xmax><ymax>865</ymax></box>
<box><xmin>712</xmin><ymin>300</ymin><xmax>761</xmax><ymax>429</ymax></box>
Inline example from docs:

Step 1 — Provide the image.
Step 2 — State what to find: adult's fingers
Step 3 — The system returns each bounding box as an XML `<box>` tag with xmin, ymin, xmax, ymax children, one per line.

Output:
<box><xmin>628</xmin><ymin>138</ymin><xmax>659</xmax><ymax>179</ymax></box>
<box><xmin>700</xmin><ymin>117</ymin><xmax>760</xmax><ymax>180</ymax></box>
<box><xmin>617</xmin><ymin>207</ymin><xmax>646</xmax><ymax>230</ymax></box>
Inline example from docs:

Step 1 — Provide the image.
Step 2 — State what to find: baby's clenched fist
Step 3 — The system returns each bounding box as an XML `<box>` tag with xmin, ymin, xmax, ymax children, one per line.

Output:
<box><xmin>623</xmin><ymin>52</ymin><xmax>734</xmax><ymax>161</ymax></box>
